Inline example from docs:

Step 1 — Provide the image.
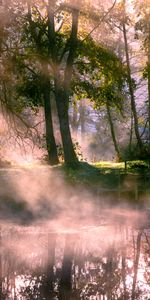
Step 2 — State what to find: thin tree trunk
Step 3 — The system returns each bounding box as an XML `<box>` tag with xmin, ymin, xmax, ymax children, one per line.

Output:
<box><xmin>122</xmin><ymin>21</ymin><xmax>143</xmax><ymax>152</ymax></box>
<box><xmin>0</xmin><ymin>228</ymin><xmax>2</xmax><ymax>299</ymax></box>
<box><xmin>147</xmin><ymin>23</ymin><xmax>150</xmax><ymax>145</ymax></box>
<box><xmin>71</xmin><ymin>101</ymin><xmax>78</xmax><ymax>139</ymax></box>
<box><xmin>148</xmin><ymin>66</ymin><xmax>150</xmax><ymax>145</ymax></box>
<box><xmin>129</xmin><ymin>112</ymin><xmax>134</xmax><ymax>154</ymax></box>
<box><xmin>79</xmin><ymin>100</ymin><xmax>86</xmax><ymax>141</ymax></box>
<box><xmin>122</xmin><ymin>1</ymin><xmax>143</xmax><ymax>151</ymax></box>
<box><xmin>106</xmin><ymin>100</ymin><xmax>121</xmax><ymax>160</ymax></box>
<box><xmin>43</xmin><ymin>75</ymin><xmax>59</xmax><ymax>165</ymax></box>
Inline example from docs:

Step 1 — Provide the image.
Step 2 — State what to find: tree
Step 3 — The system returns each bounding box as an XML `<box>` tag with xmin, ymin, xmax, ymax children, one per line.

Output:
<box><xmin>0</xmin><ymin>1</ymin><xmax>49</xmax><ymax>162</ymax></box>
<box><xmin>42</xmin><ymin>71</ymin><xmax>59</xmax><ymax>165</ymax></box>
<box><xmin>24</xmin><ymin>0</ymin><xmax>79</xmax><ymax>166</ymax></box>
<box><xmin>1</xmin><ymin>0</ymin><xmax>123</xmax><ymax>164</ymax></box>
<box><xmin>19</xmin><ymin>1</ymin><xmax>60</xmax><ymax>165</ymax></box>
<box><xmin>134</xmin><ymin>0</ymin><xmax>150</xmax><ymax>146</ymax></box>
<box><xmin>20</xmin><ymin>0</ymin><xmax>119</xmax><ymax>166</ymax></box>
<box><xmin>74</xmin><ymin>39</ymin><xmax>127</xmax><ymax>159</ymax></box>
<box><xmin>102</xmin><ymin>0</ymin><xmax>150</xmax><ymax>160</ymax></box>
<box><xmin>121</xmin><ymin>0</ymin><xmax>144</xmax><ymax>153</ymax></box>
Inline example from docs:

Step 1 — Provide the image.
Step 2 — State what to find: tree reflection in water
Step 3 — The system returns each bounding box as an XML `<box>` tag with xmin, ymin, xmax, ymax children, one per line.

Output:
<box><xmin>0</xmin><ymin>223</ymin><xmax>150</xmax><ymax>299</ymax></box>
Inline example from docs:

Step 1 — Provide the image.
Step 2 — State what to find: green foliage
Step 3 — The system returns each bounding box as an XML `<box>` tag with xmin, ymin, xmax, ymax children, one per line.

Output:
<box><xmin>74</xmin><ymin>37</ymin><xmax>127</xmax><ymax>111</ymax></box>
<box><xmin>143</xmin><ymin>64</ymin><xmax>150</xmax><ymax>80</ymax></box>
<box><xmin>16</xmin><ymin>72</ymin><xmax>43</xmax><ymax>107</ymax></box>
<box><xmin>127</xmin><ymin>160</ymin><xmax>149</xmax><ymax>170</ymax></box>
<box><xmin>120</xmin><ymin>142</ymin><xmax>150</xmax><ymax>162</ymax></box>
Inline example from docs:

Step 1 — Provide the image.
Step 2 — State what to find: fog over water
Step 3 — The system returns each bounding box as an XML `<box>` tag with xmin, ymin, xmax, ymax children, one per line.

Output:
<box><xmin>0</xmin><ymin>167</ymin><xmax>150</xmax><ymax>299</ymax></box>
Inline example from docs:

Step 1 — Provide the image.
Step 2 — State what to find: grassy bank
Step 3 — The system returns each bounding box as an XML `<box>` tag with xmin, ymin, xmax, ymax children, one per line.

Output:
<box><xmin>61</xmin><ymin>160</ymin><xmax>150</xmax><ymax>197</ymax></box>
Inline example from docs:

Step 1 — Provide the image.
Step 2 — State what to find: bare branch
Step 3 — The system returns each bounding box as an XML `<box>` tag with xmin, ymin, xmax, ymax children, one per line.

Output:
<box><xmin>81</xmin><ymin>0</ymin><xmax>117</xmax><ymax>42</ymax></box>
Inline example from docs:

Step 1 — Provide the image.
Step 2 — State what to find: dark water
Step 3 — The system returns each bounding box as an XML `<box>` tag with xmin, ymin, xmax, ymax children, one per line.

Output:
<box><xmin>0</xmin><ymin>220</ymin><xmax>150</xmax><ymax>300</ymax></box>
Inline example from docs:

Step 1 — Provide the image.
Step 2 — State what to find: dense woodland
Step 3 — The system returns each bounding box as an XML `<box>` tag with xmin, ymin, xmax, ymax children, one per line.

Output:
<box><xmin>0</xmin><ymin>0</ymin><xmax>149</xmax><ymax>166</ymax></box>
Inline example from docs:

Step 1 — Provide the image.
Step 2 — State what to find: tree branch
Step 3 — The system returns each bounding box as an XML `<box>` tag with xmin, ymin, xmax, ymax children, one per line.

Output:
<box><xmin>81</xmin><ymin>0</ymin><xmax>117</xmax><ymax>42</ymax></box>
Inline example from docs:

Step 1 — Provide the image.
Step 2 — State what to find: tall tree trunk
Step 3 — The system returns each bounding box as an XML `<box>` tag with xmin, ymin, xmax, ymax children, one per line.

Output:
<box><xmin>0</xmin><ymin>228</ymin><xmax>2</xmax><ymax>299</ymax></box>
<box><xmin>122</xmin><ymin>13</ymin><xmax>143</xmax><ymax>151</ymax></box>
<box><xmin>106</xmin><ymin>100</ymin><xmax>121</xmax><ymax>160</ymax></box>
<box><xmin>148</xmin><ymin>23</ymin><xmax>150</xmax><ymax>145</ymax></box>
<box><xmin>59</xmin><ymin>8</ymin><xmax>79</xmax><ymax>166</ymax></box>
<box><xmin>47</xmin><ymin>3</ymin><xmax>79</xmax><ymax>166</ymax></box>
<box><xmin>43</xmin><ymin>75</ymin><xmax>59</xmax><ymax>165</ymax></box>
<box><xmin>55</xmin><ymin>84</ymin><xmax>78</xmax><ymax>166</ymax></box>
<box><xmin>27</xmin><ymin>4</ymin><xmax>58</xmax><ymax>165</ymax></box>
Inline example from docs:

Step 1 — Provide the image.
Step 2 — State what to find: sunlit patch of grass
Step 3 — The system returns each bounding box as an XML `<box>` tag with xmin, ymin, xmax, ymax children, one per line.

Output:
<box><xmin>93</xmin><ymin>161</ymin><xmax>125</xmax><ymax>169</ymax></box>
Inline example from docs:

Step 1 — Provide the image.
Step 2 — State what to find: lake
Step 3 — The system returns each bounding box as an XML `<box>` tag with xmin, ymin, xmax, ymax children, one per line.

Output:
<box><xmin>0</xmin><ymin>167</ymin><xmax>150</xmax><ymax>299</ymax></box>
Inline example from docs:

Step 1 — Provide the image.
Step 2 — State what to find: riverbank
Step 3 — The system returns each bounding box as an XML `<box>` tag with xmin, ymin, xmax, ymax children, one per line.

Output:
<box><xmin>0</xmin><ymin>162</ymin><xmax>150</xmax><ymax>226</ymax></box>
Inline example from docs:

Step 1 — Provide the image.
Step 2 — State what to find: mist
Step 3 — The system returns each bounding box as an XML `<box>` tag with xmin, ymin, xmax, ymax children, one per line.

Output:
<box><xmin>0</xmin><ymin>152</ymin><xmax>150</xmax><ymax>299</ymax></box>
<box><xmin>0</xmin><ymin>0</ymin><xmax>150</xmax><ymax>298</ymax></box>
<box><xmin>0</xmin><ymin>168</ymin><xmax>149</xmax><ymax>299</ymax></box>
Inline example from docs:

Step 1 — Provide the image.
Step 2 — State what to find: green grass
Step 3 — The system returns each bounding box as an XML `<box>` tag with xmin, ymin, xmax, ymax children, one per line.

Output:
<box><xmin>93</xmin><ymin>160</ymin><xmax>150</xmax><ymax>173</ymax></box>
<box><xmin>61</xmin><ymin>161</ymin><xmax>123</xmax><ymax>191</ymax></box>
<box><xmin>93</xmin><ymin>161</ymin><xmax>125</xmax><ymax>169</ymax></box>
<box><xmin>60</xmin><ymin>160</ymin><xmax>150</xmax><ymax>194</ymax></box>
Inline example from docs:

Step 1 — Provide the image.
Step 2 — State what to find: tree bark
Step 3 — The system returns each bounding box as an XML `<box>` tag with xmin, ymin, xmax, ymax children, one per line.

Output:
<box><xmin>27</xmin><ymin>4</ymin><xmax>59</xmax><ymax>165</ymax></box>
<box><xmin>106</xmin><ymin>100</ymin><xmax>121</xmax><ymax>160</ymax></box>
<box><xmin>0</xmin><ymin>228</ymin><xmax>2</xmax><ymax>299</ymax></box>
<box><xmin>71</xmin><ymin>101</ymin><xmax>79</xmax><ymax>139</ymax></box>
<box><xmin>129</xmin><ymin>112</ymin><xmax>134</xmax><ymax>154</ymax></box>
<box><xmin>122</xmin><ymin>21</ymin><xmax>143</xmax><ymax>152</ymax></box>
<box><xmin>55</xmin><ymin>84</ymin><xmax>78</xmax><ymax>166</ymax></box>
<box><xmin>59</xmin><ymin>8</ymin><xmax>79</xmax><ymax>166</ymax></box>
<box><xmin>47</xmin><ymin>3</ymin><xmax>79</xmax><ymax>166</ymax></box>
<box><xmin>147</xmin><ymin>23</ymin><xmax>150</xmax><ymax>145</ymax></box>
<box><xmin>121</xmin><ymin>0</ymin><xmax>143</xmax><ymax>152</ymax></box>
<box><xmin>43</xmin><ymin>75</ymin><xmax>59</xmax><ymax>165</ymax></box>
